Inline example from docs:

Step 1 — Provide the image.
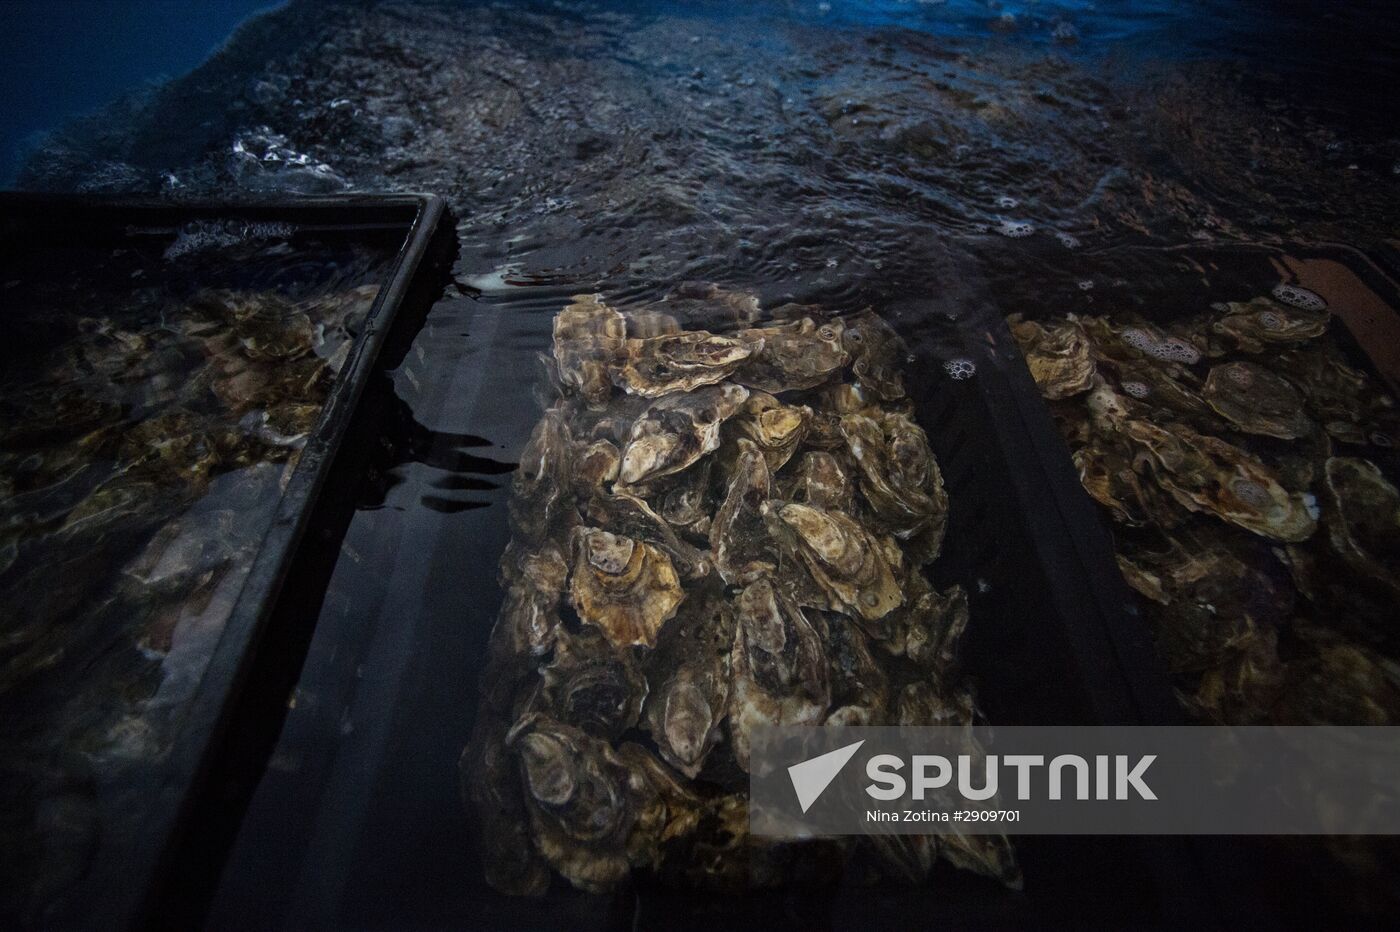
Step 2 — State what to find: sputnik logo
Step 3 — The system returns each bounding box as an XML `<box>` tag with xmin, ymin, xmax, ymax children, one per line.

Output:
<box><xmin>788</xmin><ymin>739</ymin><xmax>865</xmax><ymax>813</ymax></box>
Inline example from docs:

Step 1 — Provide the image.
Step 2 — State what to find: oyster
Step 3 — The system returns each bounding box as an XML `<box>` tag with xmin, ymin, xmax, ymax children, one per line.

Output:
<box><xmin>767</xmin><ymin>502</ymin><xmax>904</xmax><ymax>621</ymax></box>
<box><xmin>644</xmin><ymin>592</ymin><xmax>735</xmax><ymax>777</ymax></box>
<box><xmin>728</xmin><ymin>577</ymin><xmax>831</xmax><ymax>771</ymax></box>
<box><xmin>839</xmin><ymin>410</ymin><xmax>948</xmax><ymax>551</ymax></box>
<box><xmin>710</xmin><ymin>439</ymin><xmax>777</xmax><ymax>586</ymax></box>
<box><xmin>569</xmin><ymin>527</ymin><xmax>685</xmax><ymax>649</ymax></box>
<box><xmin>489</xmin><ymin>540</ymin><xmax>569</xmax><ymax>663</ymax></box>
<box><xmin>819</xmin><ymin>611</ymin><xmax>890</xmax><ymax>726</ymax></box>
<box><xmin>734</xmin><ymin>318</ymin><xmax>849</xmax><ymax>393</ymax></box>
<box><xmin>509</xmin><ymin>407</ymin><xmax>575</xmax><ymax>544</ymax></box>
<box><xmin>1008</xmin><ymin>314</ymin><xmax>1096</xmax><ymax>399</ymax></box>
<box><xmin>553</xmin><ymin>293</ymin><xmax>626</xmax><ymax>408</ymax></box>
<box><xmin>1271</xmin><ymin>344</ymin><xmax>1400</xmax><ymax>446</ymax></box>
<box><xmin>841</xmin><ymin>308</ymin><xmax>907</xmax><ymax>401</ymax></box>
<box><xmin>1211</xmin><ymin>296</ymin><xmax>1328</xmax><ymax>354</ymax></box>
<box><xmin>618</xmin><ymin>383</ymin><xmax>749</xmax><ymax>485</ymax></box>
<box><xmin>572</xmin><ymin>439</ymin><xmax>620</xmax><ymax>495</ymax></box>
<box><xmin>785</xmin><ymin>450</ymin><xmax>855</xmax><ymax>512</ymax></box>
<box><xmin>657</xmin><ymin>457</ymin><xmax>714</xmax><ymax>536</ymax></box>
<box><xmin>1201</xmin><ymin>361</ymin><xmax>1315</xmax><ymax>440</ymax></box>
<box><xmin>584</xmin><ymin>490</ymin><xmax>711</xmax><ymax>579</ymax></box>
<box><xmin>614</xmin><ymin>331</ymin><xmax>753</xmax><ymax>397</ymax></box>
<box><xmin>1275</xmin><ymin>625</ymin><xmax>1400</xmax><ymax>725</ymax></box>
<box><xmin>539</xmin><ymin>628</ymin><xmax>648</xmax><ymax>739</ymax></box>
<box><xmin>505</xmin><ymin>715</ymin><xmax>649</xmax><ymax>893</ymax></box>
<box><xmin>729</xmin><ymin>391</ymin><xmax>811</xmax><ymax>473</ymax></box>
<box><xmin>459</xmin><ymin>722</ymin><xmax>551</xmax><ymax>896</ymax></box>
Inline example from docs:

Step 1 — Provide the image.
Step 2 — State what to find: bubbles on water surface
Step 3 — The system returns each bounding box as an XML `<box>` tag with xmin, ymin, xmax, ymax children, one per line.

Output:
<box><xmin>996</xmin><ymin>195</ymin><xmax>1019</xmax><ymax>209</ymax></box>
<box><xmin>1056</xmin><ymin>232</ymin><xmax>1081</xmax><ymax>249</ymax></box>
<box><xmin>1077</xmin><ymin>279</ymin><xmax>1094</xmax><ymax>290</ymax></box>
<box><xmin>1230</xmin><ymin>478</ymin><xmax>1271</xmax><ymax>509</ymax></box>
<box><xmin>1271</xmin><ymin>283</ymin><xmax>1327</xmax><ymax>312</ymax></box>
<box><xmin>943</xmin><ymin>358</ymin><xmax>976</xmax><ymax>380</ymax></box>
<box><xmin>1121</xmin><ymin>380</ymin><xmax>1150</xmax><ymax>399</ymax></box>
<box><xmin>996</xmin><ymin>220</ymin><xmax>1034</xmax><ymax>238</ymax></box>
<box><xmin>1257</xmin><ymin>310</ymin><xmax>1283</xmax><ymax>330</ymax></box>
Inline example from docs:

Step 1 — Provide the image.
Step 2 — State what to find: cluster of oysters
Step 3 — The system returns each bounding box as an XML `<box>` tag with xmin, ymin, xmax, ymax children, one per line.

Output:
<box><xmin>465</xmin><ymin>286</ymin><xmax>1017</xmax><ymax>896</ymax></box>
<box><xmin>1011</xmin><ymin>287</ymin><xmax>1400</xmax><ymax>725</ymax></box>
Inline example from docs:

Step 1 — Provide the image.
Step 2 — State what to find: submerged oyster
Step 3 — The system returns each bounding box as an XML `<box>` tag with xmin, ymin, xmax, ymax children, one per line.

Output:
<box><xmin>584</xmin><ymin>489</ymin><xmax>711</xmax><ymax>579</ymax></box>
<box><xmin>505</xmin><ymin>715</ymin><xmax>649</xmax><ymax>893</ymax></box>
<box><xmin>841</xmin><ymin>309</ymin><xmax>907</xmax><ymax>401</ymax></box>
<box><xmin>569</xmin><ymin>527</ymin><xmax>685</xmax><ymax>649</ymax></box>
<box><xmin>1089</xmin><ymin>384</ymin><xmax>1316</xmax><ymax>542</ymax></box>
<box><xmin>1202</xmin><ymin>361</ymin><xmax>1314</xmax><ymax>440</ymax></box>
<box><xmin>710</xmin><ymin>438</ymin><xmax>777</xmax><ymax>585</ymax></box>
<box><xmin>728</xmin><ymin>577</ymin><xmax>831</xmax><ymax>771</ymax></box>
<box><xmin>1211</xmin><ymin>296</ymin><xmax>1328</xmax><ymax>354</ymax></box>
<box><xmin>618</xmin><ymin>384</ymin><xmax>749</xmax><ymax>485</ymax></box>
<box><xmin>1270</xmin><ymin>344</ymin><xmax>1400</xmax><ymax>446</ymax></box>
<box><xmin>819</xmin><ymin>611</ymin><xmax>890</xmax><ymax>726</ymax></box>
<box><xmin>644</xmin><ymin>592</ymin><xmax>735</xmax><ymax>777</ymax></box>
<box><xmin>540</xmin><ymin>628</ymin><xmax>648</xmax><ymax>739</ymax></box>
<box><xmin>729</xmin><ymin>391</ymin><xmax>811</xmax><ymax>473</ymax></box>
<box><xmin>839</xmin><ymin>409</ymin><xmax>948</xmax><ymax>553</ymax></box>
<box><xmin>734</xmin><ymin>318</ymin><xmax>849</xmax><ymax>393</ymax></box>
<box><xmin>510</xmin><ymin>407</ymin><xmax>575</xmax><ymax>544</ymax></box>
<box><xmin>553</xmin><ymin>294</ymin><xmax>626</xmax><ymax>408</ymax></box>
<box><xmin>785</xmin><ymin>450</ymin><xmax>855</xmax><ymax>512</ymax></box>
<box><xmin>460</xmin><ymin>723</ymin><xmax>551</xmax><ymax>896</ymax></box>
<box><xmin>768</xmin><ymin>502</ymin><xmax>904</xmax><ymax>621</ymax></box>
<box><xmin>614</xmin><ymin>331</ymin><xmax>753</xmax><ymax>397</ymax></box>
<box><xmin>1009</xmin><ymin>314</ymin><xmax>1096</xmax><ymax>399</ymax></box>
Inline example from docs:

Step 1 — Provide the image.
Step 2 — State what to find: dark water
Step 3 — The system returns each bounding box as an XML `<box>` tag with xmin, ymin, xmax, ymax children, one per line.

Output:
<box><xmin>8</xmin><ymin>0</ymin><xmax>1400</xmax><ymax>927</ymax></box>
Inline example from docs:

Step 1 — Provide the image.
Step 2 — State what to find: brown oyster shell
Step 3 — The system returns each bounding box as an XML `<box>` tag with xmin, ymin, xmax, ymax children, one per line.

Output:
<box><xmin>1210</xmin><ymin>296</ymin><xmax>1328</xmax><ymax>354</ymax></box>
<box><xmin>553</xmin><ymin>293</ymin><xmax>626</xmax><ymax>407</ymax></box>
<box><xmin>839</xmin><ymin>409</ymin><xmax>948</xmax><ymax>550</ymax></box>
<box><xmin>509</xmin><ymin>406</ymin><xmax>575</xmax><ymax>544</ymax></box>
<box><xmin>460</xmin><ymin>720</ymin><xmax>551</xmax><ymax>896</ymax></box>
<box><xmin>617</xmin><ymin>383</ymin><xmax>749</xmax><ymax>485</ymax></box>
<box><xmin>569</xmin><ymin>527</ymin><xmax>685</xmax><ymax>648</ymax></box>
<box><xmin>613</xmin><ymin>330</ymin><xmax>754</xmax><ymax>397</ymax></box>
<box><xmin>727</xmin><ymin>577</ymin><xmax>831</xmax><ymax>771</ymax></box>
<box><xmin>584</xmin><ymin>489</ymin><xmax>711</xmax><ymax>579</ymax></box>
<box><xmin>643</xmin><ymin>592</ymin><xmax>735</xmax><ymax>778</ymax></box>
<box><xmin>1009</xmin><ymin>314</ymin><xmax>1096</xmax><ymax>399</ymax></box>
<box><xmin>784</xmin><ymin>449</ymin><xmax>855</xmax><ymax>512</ymax></box>
<box><xmin>710</xmin><ymin>438</ymin><xmax>777</xmax><ymax>586</ymax></box>
<box><xmin>1201</xmin><ymin>361</ymin><xmax>1315</xmax><ymax>440</ymax></box>
<box><xmin>817</xmin><ymin>610</ymin><xmax>890</xmax><ymax>726</ymax></box>
<box><xmin>768</xmin><ymin>502</ymin><xmax>905</xmax><ymax>621</ymax></box>
<box><xmin>840</xmin><ymin>308</ymin><xmax>907</xmax><ymax>401</ymax></box>
<box><xmin>734</xmin><ymin>317</ymin><xmax>849</xmax><ymax>393</ymax></box>
<box><xmin>730</xmin><ymin>391</ymin><xmax>811</xmax><ymax>473</ymax></box>
<box><xmin>539</xmin><ymin>628</ymin><xmax>648</xmax><ymax>739</ymax></box>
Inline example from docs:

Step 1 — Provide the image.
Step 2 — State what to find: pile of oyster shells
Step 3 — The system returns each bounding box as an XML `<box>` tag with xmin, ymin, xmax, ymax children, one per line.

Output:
<box><xmin>1010</xmin><ymin>287</ymin><xmax>1400</xmax><ymax>725</ymax></box>
<box><xmin>465</xmin><ymin>287</ymin><xmax>1017</xmax><ymax>896</ymax></box>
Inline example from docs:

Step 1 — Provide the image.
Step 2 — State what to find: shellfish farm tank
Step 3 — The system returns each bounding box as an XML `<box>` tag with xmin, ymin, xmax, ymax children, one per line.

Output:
<box><xmin>3</xmin><ymin>1</ymin><xmax>1400</xmax><ymax>929</ymax></box>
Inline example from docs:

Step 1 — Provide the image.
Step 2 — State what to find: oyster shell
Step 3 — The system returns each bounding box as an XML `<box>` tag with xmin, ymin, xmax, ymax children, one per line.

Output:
<box><xmin>618</xmin><ymin>383</ymin><xmax>749</xmax><ymax>485</ymax></box>
<box><xmin>1201</xmin><ymin>361</ymin><xmax>1315</xmax><ymax>440</ymax></box>
<box><xmin>784</xmin><ymin>450</ymin><xmax>855</xmax><ymax>512</ymax></box>
<box><xmin>728</xmin><ymin>577</ymin><xmax>831</xmax><ymax>771</ymax></box>
<box><xmin>540</xmin><ymin>628</ymin><xmax>648</xmax><ymax>739</ymax></box>
<box><xmin>841</xmin><ymin>308</ymin><xmax>907</xmax><ymax>401</ymax></box>
<box><xmin>644</xmin><ymin>592</ymin><xmax>735</xmax><ymax>778</ymax></box>
<box><xmin>510</xmin><ymin>407</ymin><xmax>575</xmax><ymax>544</ymax></box>
<box><xmin>460</xmin><ymin>721</ymin><xmax>551</xmax><ymax>896</ymax></box>
<box><xmin>505</xmin><ymin>715</ymin><xmax>648</xmax><ymax>893</ymax></box>
<box><xmin>734</xmin><ymin>318</ymin><xmax>849</xmax><ymax>393</ymax></box>
<box><xmin>767</xmin><ymin>502</ymin><xmax>904</xmax><ymax>621</ymax></box>
<box><xmin>614</xmin><ymin>331</ymin><xmax>753</xmax><ymax>397</ymax></box>
<box><xmin>839</xmin><ymin>410</ymin><xmax>948</xmax><ymax>551</ymax></box>
<box><xmin>1009</xmin><ymin>314</ymin><xmax>1096</xmax><ymax>399</ymax></box>
<box><xmin>1211</xmin><ymin>296</ymin><xmax>1328</xmax><ymax>354</ymax></box>
<box><xmin>569</xmin><ymin>527</ymin><xmax>685</xmax><ymax>649</ymax></box>
<box><xmin>1270</xmin><ymin>344</ymin><xmax>1400</xmax><ymax>446</ymax></box>
<box><xmin>819</xmin><ymin>611</ymin><xmax>890</xmax><ymax>726</ymax></box>
<box><xmin>729</xmin><ymin>391</ymin><xmax>811</xmax><ymax>473</ymax></box>
<box><xmin>553</xmin><ymin>293</ymin><xmax>626</xmax><ymax>408</ymax></box>
<box><xmin>710</xmin><ymin>438</ymin><xmax>777</xmax><ymax>586</ymax></box>
<box><xmin>572</xmin><ymin>438</ymin><xmax>620</xmax><ymax>495</ymax></box>
<box><xmin>584</xmin><ymin>490</ymin><xmax>711</xmax><ymax>579</ymax></box>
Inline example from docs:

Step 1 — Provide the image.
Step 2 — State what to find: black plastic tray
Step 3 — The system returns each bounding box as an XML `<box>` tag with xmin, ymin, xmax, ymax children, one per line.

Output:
<box><xmin>197</xmin><ymin>276</ymin><xmax>1212</xmax><ymax>929</ymax></box>
<box><xmin>975</xmin><ymin>239</ymin><xmax>1400</xmax><ymax>926</ymax></box>
<box><xmin>0</xmin><ymin>192</ymin><xmax>454</xmax><ymax>929</ymax></box>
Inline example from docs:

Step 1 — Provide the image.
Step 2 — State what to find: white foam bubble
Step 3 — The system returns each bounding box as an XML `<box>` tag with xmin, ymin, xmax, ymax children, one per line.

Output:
<box><xmin>1257</xmin><ymin>310</ymin><xmax>1283</xmax><ymax>330</ymax></box>
<box><xmin>943</xmin><ymin>358</ymin><xmax>976</xmax><ymax>380</ymax></box>
<box><xmin>1271</xmin><ymin>283</ymin><xmax>1327</xmax><ymax>312</ymax></box>
<box><xmin>996</xmin><ymin>195</ymin><xmax>1019</xmax><ymax>209</ymax></box>
<box><xmin>996</xmin><ymin>220</ymin><xmax>1034</xmax><ymax>238</ymax></box>
<box><xmin>1056</xmin><ymin>232</ymin><xmax>1082</xmax><ymax>249</ymax></box>
<box><xmin>1121</xmin><ymin>380</ymin><xmax>1150</xmax><ymax>399</ymax></box>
